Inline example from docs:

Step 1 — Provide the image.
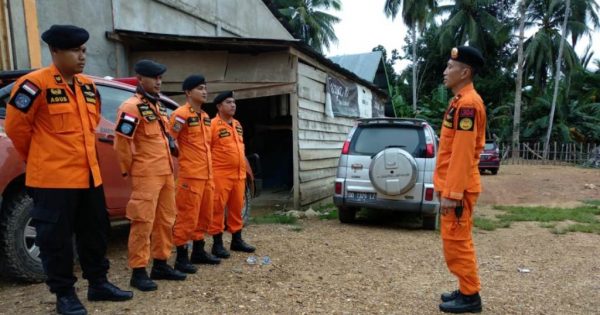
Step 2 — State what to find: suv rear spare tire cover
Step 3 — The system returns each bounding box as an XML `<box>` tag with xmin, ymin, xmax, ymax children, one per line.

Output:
<box><xmin>369</xmin><ymin>148</ymin><xmax>418</xmax><ymax>196</ymax></box>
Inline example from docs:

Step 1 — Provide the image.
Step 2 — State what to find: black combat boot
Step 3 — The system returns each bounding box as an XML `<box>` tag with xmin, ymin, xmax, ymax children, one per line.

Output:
<box><xmin>211</xmin><ymin>233</ymin><xmax>230</xmax><ymax>259</ymax></box>
<box><xmin>190</xmin><ymin>240</ymin><xmax>221</xmax><ymax>264</ymax></box>
<box><xmin>230</xmin><ymin>230</ymin><xmax>256</xmax><ymax>253</ymax></box>
<box><xmin>87</xmin><ymin>280</ymin><xmax>133</xmax><ymax>301</ymax></box>
<box><xmin>150</xmin><ymin>259</ymin><xmax>187</xmax><ymax>281</ymax></box>
<box><xmin>174</xmin><ymin>245</ymin><xmax>198</xmax><ymax>274</ymax></box>
<box><xmin>439</xmin><ymin>291</ymin><xmax>482</xmax><ymax>313</ymax></box>
<box><xmin>56</xmin><ymin>289</ymin><xmax>87</xmax><ymax>315</ymax></box>
<box><xmin>130</xmin><ymin>267</ymin><xmax>157</xmax><ymax>292</ymax></box>
<box><xmin>440</xmin><ymin>289</ymin><xmax>460</xmax><ymax>302</ymax></box>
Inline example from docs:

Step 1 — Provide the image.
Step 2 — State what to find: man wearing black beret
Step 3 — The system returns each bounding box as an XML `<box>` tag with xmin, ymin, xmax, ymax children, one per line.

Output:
<box><xmin>208</xmin><ymin>91</ymin><xmax>256</xmax><ymax>258</ymax></box>
<box><xmin>5</xmin><ymin>24</ymin><xmax>132</xmax><ymax>315</ymax></box>
<box><xmin>114</xmin><ymin>59</ymin><xmax>186</xmax><ymax>292</ymax></box>
<box><xmin>169</xmin><ymin>75</ymin><xmax>222</xmax><ymax>273</ymax></box>
<box><xmin>434</xmin><ymin>45</ymin><xmax>487</xmax><ymax>313</ymax></box>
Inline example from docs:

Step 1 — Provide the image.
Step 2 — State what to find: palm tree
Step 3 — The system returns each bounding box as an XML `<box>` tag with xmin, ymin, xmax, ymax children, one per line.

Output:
<box><xmin>513</xmin><ymin>0</ymin><xmax>527</xmax><ymax>158</ymax></box>
<box><xmin>384</xmin><ymin>0</ymin><xmax>436</xmax><ymax>113</ymax></box>
<box><xmin>269</xmin><ymin>0</ymin><xmax>342</xmax><ymax>53</ymax></box>
<box><xmin>436</xmin><ymin>0</ymin><xmax>510</xmax><ymax>58</ymax></box>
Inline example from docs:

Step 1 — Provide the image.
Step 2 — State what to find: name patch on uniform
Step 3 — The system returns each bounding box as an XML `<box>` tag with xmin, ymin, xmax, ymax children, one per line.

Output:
<box><xmin>81</xmin><ymin>84</ymin><xmax>97</xmax><ymax>104</ymax></box>
<box><xmin>115</xmin><ymin>112</ymin><xmax>139</xmax><ymax>138</ymax></box>
<box><xmin>203</xmin><ymin>117</ymin><xmax>211</xmax><ymax>126</ymax></box>
<box><xmin>443</xmin><ymin>106</ymin><xmax>456</xmax><ymax>129</ymax></box>
<box><xmin>46</xmin><ymin>88</ymin><xmax>69</xmax><ymax>104</ymax></box>
<box><xmin>235</xmin><ymin>125</ymin><xmax>243</xmax><ymax>136</ymax></box>
<box><xmin>8</xmin><ymin>80</ymin><xmax>41</xmax><ymax>113</ymax></box>
<box><xmin>137</xmin><ymin>104</ymin><xmax>157</xmax><ymax>122</ymax></box>
<box><xmin>218</xmin><ymin>128</ymin><xmax>231</xmax><ymax>138</ymax></box>
<box><xmin>187</xmin><ymin>116</ymin><xmax>200</xmax><ymax>127</ymax></box>
<box><xmin>457</xmin><ymin>107</ymin><xmax>476</xmax><ymax>131</ymax></box>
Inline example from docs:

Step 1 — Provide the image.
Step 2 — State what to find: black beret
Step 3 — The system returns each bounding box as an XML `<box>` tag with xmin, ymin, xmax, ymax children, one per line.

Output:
<box><xmin>213</xmin><ymin>91</ymin><xmax>234</xmax><ymax>105</ymax></box>
<box><xmin>41</xmin><ymin>25</ymin><xmax>89</xmax><ymax>49</ymax></box>
<box><xmin>450</xmin><ymin>46</ymin><xmax>484</xmax><ymax>69</ymax></box>
<box><xmin>134</xmin><ymin>59</ymin><xmax>167</xmax><ymax>77</ymax></box>
<box><xmin>182</xmin><ymin>75</ymin><xmax>206</xmax><ymax>91</ymax></box>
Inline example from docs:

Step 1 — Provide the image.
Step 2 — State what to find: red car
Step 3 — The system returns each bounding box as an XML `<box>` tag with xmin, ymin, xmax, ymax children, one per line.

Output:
<box><xmin>0</xmin><ymin>70</ymin><xmax>258</xmax><ymax>282</ymax></box>
<box><xmin>479</xmin><ymin>140</ymin><xmax>501</xmax><ymax>175</ymax></box>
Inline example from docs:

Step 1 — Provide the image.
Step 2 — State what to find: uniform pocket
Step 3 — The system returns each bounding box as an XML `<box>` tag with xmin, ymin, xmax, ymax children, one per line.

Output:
<box><xmin>440</xmin><ymin>209</ymin><xmax>472</xmax><ymax>240</ymax></box>
<box><xmin>143</xmin><ymin>121</ymin><xmax>162</xmax><ymax>137</ymax></box>
<box><xmin>126</xmin><ymin>191</ymin><xmax>155</xmax><ymax>223</ymax></box>
<box><xmin>86</xmin><ymin>105</ymin><xmax>99</xmax><ymax>130</ymax></box>
<box><xmin>47</xmin><ymin>104</ymin><xmax>80</xmax><ymax>133</ymax></box>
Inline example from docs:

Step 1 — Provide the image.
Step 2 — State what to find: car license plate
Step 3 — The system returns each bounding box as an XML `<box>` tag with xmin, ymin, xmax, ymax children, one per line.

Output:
<box><xmin>348</xmin><ymin>191</ymin><xmax>376</xmax><ymax>200</ymax></box>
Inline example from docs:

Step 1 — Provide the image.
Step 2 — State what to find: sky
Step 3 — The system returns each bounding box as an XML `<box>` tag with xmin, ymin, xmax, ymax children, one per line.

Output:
<box><xmin>325</xmin><ymin>0</ymin><xmax>600</xmax><ymax>73</ymax></box>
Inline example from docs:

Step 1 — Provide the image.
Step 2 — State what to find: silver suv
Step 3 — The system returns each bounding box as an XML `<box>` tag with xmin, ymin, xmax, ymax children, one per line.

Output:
<box><xmin>333</xmin><ymin>118</ymin><xmax>440</xmax><ymax>229</ymax></box>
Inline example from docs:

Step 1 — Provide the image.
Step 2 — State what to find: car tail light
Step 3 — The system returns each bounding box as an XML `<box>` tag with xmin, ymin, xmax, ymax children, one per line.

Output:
<box><xmin>341</xmin><ymin>140</ymin><xmax>350</xmax><ymax>155</ymax></box>
<box><xmin>425</xmin><ymin>187</ymin><xmax>434</xmax><ymax>201</ymax></box>
<box><xmin>425</xmin><ymin>144</ymin><xmax>434</xmax><ymax>158</ymax></box>
<box><xmin>335</xmin><ymin>182</ymin><xmax>343</xmax><ymax>194</ymax></box>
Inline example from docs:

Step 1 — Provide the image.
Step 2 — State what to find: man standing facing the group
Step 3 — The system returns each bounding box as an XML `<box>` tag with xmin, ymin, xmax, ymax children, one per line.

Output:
<box><xmin>170</xmin><ymin>75</ymin><xmax>221</xmax><ymax>274</ymax></box>
<box><xmin>114</xmin><ymin>59</ymin><xmax>186</xmax><ymax>292</ymax></box>
<box><xmin>209</xmin><ymin>91</ymin><xmax>255</xmax><ymax>257</ymax></box>
<box><xmin>434</xmin><ymin>46</ymin><xmax>486</xmax><ymax>314</ymax></box>
<box><xmin>5</xmin><ymin>25</ymin><xmax>132</xmax><ymax>315</ymax></box>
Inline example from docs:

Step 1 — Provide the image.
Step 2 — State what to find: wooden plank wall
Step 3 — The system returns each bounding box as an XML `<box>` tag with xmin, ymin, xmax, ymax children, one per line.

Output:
<box><xmin>297</xmin><ymin>62</ymin><xmax>355</xmax><ymax>206</ymax></box>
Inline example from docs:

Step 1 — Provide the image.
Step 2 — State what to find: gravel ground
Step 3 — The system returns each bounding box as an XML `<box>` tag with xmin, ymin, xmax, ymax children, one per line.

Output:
<box><xmin>0</xmin><ymin>165</ymin><xmax>599</xmax><ymax>314</ymax></box>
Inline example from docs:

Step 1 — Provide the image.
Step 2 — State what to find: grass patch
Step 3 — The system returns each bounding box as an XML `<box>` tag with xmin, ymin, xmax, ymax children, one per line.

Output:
<box><xmin>473</xmin><ymin>217</ymin><xmax>511</xmax><ymax>231</ymax></box>
<box><xmin>249</xmin><ymin>213</ymin><xmax>298</xmax><ymax>225</ymax></box>
<box><xmin>319</xmin><ymin>208</ymin><xmax>338</xmax><ymax>220</ymax></box>
<box><xmin>488</xmin><ymin>202</ymin><xmax>600</xmax><ymax>235</ymax></box>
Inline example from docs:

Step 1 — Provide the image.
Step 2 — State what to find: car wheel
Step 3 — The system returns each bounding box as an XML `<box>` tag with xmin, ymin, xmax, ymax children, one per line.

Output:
<box><xmin>338</xmin><ymin>206</ymin><xmax>357</xmax><ymax>224</ymax></box>
<box><xmin>241</xmin><ymin>181</ymin><xmax>252</xmax><ymax>224</ymax></box>
<box><xmin>0</xmin><ymin>189</ymin><xmax>45</xmax><ymax>282</ymax></box>
<box><xmin>491</xmin><ymin>169</ymin><xmax>498</xmax><ymax>175</ymax></box>
<box><xmin>422</xmin><ymin>211</ymin><xmax>440</xmax><ymax>230</ymax></box>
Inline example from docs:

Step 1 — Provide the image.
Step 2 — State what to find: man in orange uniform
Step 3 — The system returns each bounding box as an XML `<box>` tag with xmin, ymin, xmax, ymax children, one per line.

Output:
<box><xmin>5</xmin><ymin>25</ymin><xmax>132</xmax><ymax>315</ymax></box>
<box><xmin>114</xmin><ymin>59</ymin><xmax>186</xmax><ymax>292</ymax></box>
<box><xmin>170</xmin><ymin>74</ymin><xmax>221</xmax><ymax>274</ymax></box>
<box><xmin>434</xmin><ymin>46</ymin><xmax>486</xmax><ymax>314</ymax></box>
<box><xmin>209</xmin><ymin>91</ymin><xmax>255</xmax><ymax>257</ymax></box>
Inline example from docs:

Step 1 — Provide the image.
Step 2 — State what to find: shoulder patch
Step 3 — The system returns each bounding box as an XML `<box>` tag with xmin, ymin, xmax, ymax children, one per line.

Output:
<box><xmin>157</xmin><ymin>102</ymin><xmax>168</xmax><ymax>116</ymax></box>
<box><xmin>54</xmin><ymin>75</ymin><xmax>63</xmax><ymax>84</ymax></box>
<box><xmin>457</xmin><ymin>107</ymin><xmax>476</xmax><ymax>131</ymax></box>
<box><xmin>115</xmin><ymin>112</ymin><xmax>140</xmax><ymax>138</ymax></box>
<box><xmin>218</xmin><ymin>128</ymin><xmax>231</xmax><ymax>138</ymax></box>
<box><xmin>235</xmin><ymin>124</ymin><xmax>243</xmax><ymax>136</ymax></box>
<box><xmin>443</xmin><ymin>106</ymin><xmax>456</xmax><ymax>129</ymax></box>
<box><xmin>8</xmin><ymin>80</ymin><xmax>41</xmax><ymax>113</ymax></box>
<box><xmin>203</xmin><ymin>117</ymin><xmax>211</xmax><ymax>126</ymax></box>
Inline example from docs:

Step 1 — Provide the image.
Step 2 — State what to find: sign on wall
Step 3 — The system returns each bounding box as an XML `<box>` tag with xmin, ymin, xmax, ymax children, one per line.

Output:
<box><xmin>325</xmin><ymin>75</ymin><xmax>358</xmax><ymax>118</ymax></box>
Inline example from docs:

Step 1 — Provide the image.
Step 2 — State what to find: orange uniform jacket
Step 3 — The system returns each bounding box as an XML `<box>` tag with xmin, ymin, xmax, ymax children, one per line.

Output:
<box><xmin>5</xmin><ymin>64</ymin><xmax>102</xmax><ymax>188</ymax></box>
<box><xmin>169</xmin><ymin>103</ymin><xmax>212</xmax><ymax>179</ymax></box>
<box><xmin>113</xmin><ymin>93</ymin><xmax>173</xmax><ymax>176</ymax></box>
<box><xmin>434</xmin><ymin>83</ymin><xmax>486</xmax><ymax>200</ymax></box>
<box><xmin>210</xmin><ymin>115</ymin><xmax>246</xmax><ymax>179</ymax></box>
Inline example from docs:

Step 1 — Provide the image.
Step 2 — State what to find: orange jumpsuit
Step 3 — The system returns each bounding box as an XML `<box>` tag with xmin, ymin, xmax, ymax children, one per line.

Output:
<box><xmin>169</xmin><ymin>103</ymin><xmax>214</xmax><ymax>246</ymax></box>
<box><xmin>433</xmin><ymin>82</ymin><xmax>486</xmax><ymax>295</ymax></box>
<box><xmin>209</xmin><ymin>115</ymin><xmax>246</xmax><ymax>235</ymax></box>
<box><xmin>113</xmin><ymin>92</ymin><xmax>176</xmax><ymax>268</ymax></box>
<box><xmin>5</xmin><ymin>64</ymin><xmax>102</xmax><ymax>188</ymax></box>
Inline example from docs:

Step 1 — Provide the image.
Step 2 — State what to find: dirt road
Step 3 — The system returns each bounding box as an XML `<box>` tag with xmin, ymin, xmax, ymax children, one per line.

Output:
<box><xmin>0</xmin><ymin>165</ymin><xmax>598</xmax><ymax>314</ymax></box>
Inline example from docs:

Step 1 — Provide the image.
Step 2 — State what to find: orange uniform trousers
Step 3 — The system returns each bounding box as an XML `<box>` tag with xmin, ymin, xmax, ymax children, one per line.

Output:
<box><xmin>440</xmin><ymin>192</ymin><xmax>481</xmax><ymax>295</ymax></box>
<box><xmin>209</xmin><ymin>178</ymin><xmax>245</xmax><ymax>235</ymax></box>
<box><xmin>173</xmin><ymin>178</ymin><xmax>214</xmax><ymax>246</ymax></box>
<box><xmin>126</xmin><ymin>175</ymin><xmax>176</xmax><ymax>268</ymax></box>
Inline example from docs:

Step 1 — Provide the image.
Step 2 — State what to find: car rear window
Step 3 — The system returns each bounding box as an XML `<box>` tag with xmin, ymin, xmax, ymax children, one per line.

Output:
<box><xmin>484</xmin><ymin>143</ymin><xmax>496</xmax><ymax>150</ymax></box>
<box><xmin>350</xmin><ymin>125</ymin><xmax>426</xmax><ymax>158</ymax></box>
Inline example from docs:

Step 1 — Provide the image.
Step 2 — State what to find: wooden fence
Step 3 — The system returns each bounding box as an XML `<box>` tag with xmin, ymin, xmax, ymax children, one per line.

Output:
<box><xmin>499</xmin><ymin>142</ymin><xmax>599</xmax><ymax>165</ymax></box>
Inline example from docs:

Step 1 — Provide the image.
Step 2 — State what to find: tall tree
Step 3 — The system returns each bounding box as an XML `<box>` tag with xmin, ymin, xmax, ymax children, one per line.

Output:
<box><xmin>384</xmin><ymin>0</ymin><xmax>436</xmax><ymax>112</ymax></box>
<box><xmin>269</xmin><ymin>0</ymin><xmax>342</xmax><ymax>53</ymax></box>
<box><xmin>513</xmin><ymin>0</ymin><xmax>527</xmax><ymax>158</ymax></box>
<box><xmin>544</xmin><ymin>0</ymin><xmax>571</xmax><ymax>158</ymax></box>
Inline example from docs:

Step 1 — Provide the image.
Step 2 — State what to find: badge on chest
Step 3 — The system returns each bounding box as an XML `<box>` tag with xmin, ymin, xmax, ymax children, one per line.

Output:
<box><xmin>137</xmin><ymin>103</ymin><xmax>158</xmax><ymax>122</ymax></box>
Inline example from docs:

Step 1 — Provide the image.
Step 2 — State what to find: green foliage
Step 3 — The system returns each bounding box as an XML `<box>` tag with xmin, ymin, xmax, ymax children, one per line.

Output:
<box><xmin>249</xmin><ymin>213</ymin><xmax>298</xmax><ymax>225</ymax></box>
<box><xmin>473</xmin><ymin>217</ymin><xmax>511</xmax><ymax>231</ymax></box>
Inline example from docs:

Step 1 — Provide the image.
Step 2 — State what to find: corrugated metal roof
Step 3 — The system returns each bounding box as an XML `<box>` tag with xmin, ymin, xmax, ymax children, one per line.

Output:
<box><xmin>329</xmin><ymin>51</ymin><xmax>383</xmax><ymax>83</ymax></box>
